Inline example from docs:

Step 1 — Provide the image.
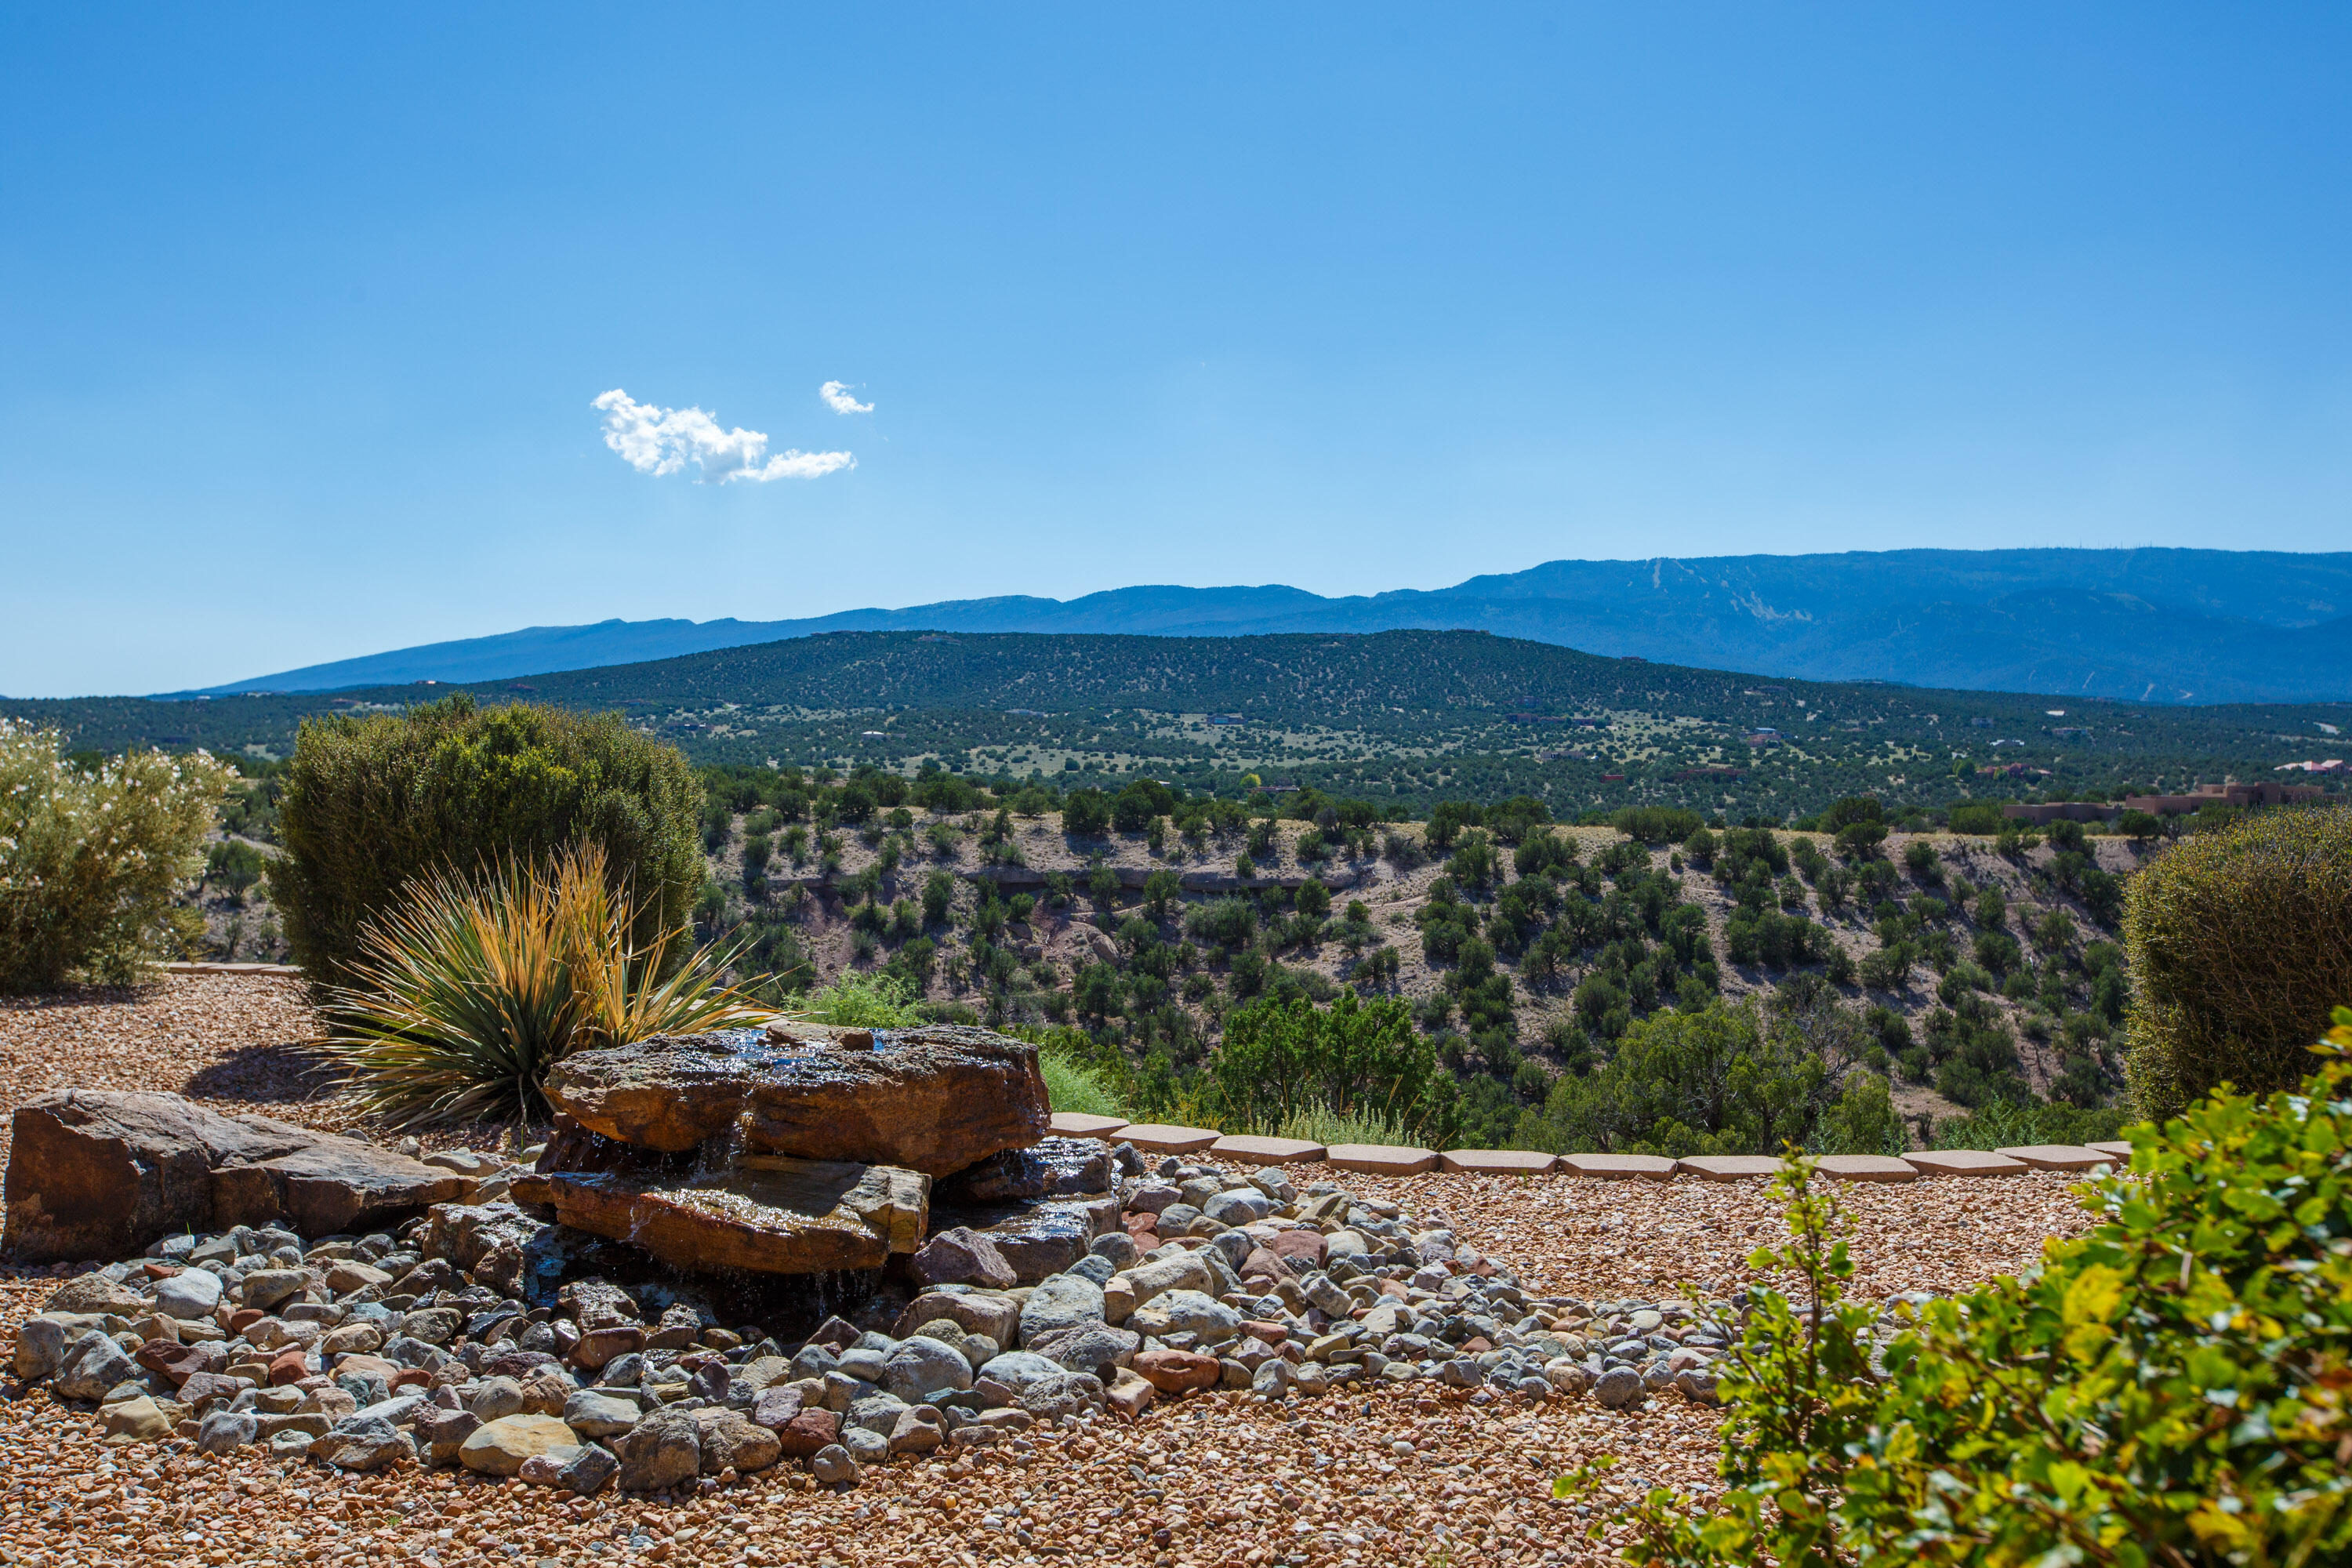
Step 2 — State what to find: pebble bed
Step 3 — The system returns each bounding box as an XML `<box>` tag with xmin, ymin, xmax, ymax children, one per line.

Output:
<box><xmin>0</xmin><ymin>976</ymin><xmax>2100</xmax><ymax>1568</ymax></box>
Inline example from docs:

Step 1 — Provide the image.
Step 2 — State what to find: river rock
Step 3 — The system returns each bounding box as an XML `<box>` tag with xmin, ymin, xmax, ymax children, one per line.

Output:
<box><xmin>541</xmin><ymin>1025</ymin><xmax>1049</xmax><ymax>1175</ymax></box>
<box><xmin>514</xmin><ymin>1156</ymin><xmax>929</xmax><ymax>1276</ymax></box>
<box><xmin>694</xmin><ymin>1408</ymin><xmax>782</xmax><ymax>1474</ymax></box>
<box><xmin>155</xmin><ymin>1269</ymin><xmax>224</xmax><ymax>1319</ymax></box>
<box><xmin>617</xmin><ymin>1407</ymin><xmax>702</xmax><ymax>1490</ymax></box>
<box><xmin>459</xmin><ymin>1414</ymin><xmax>579</xmax><ymax>1476</ymax></box>
<box><xmin>908</xmin><ymin>1227</ymin><xmax>1018</xmax><ymax>1290</ymax></box>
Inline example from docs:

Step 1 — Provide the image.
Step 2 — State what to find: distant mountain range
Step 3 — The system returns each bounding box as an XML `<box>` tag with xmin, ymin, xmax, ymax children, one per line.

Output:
<box><xmin>187</xmin><ymin>547</ymin><xmax>2352</xmax><ymax>705</ymax></box>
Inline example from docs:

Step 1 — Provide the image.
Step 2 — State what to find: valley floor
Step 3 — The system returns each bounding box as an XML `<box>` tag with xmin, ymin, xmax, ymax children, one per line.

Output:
<box><xmin>0</xmin><ymin>976</ymin><xmax>2096</xmax><ymax>1568</ymax></box>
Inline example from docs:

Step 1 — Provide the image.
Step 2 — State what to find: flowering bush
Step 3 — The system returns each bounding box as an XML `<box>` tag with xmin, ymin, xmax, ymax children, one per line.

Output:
<box><xmin>1569</xmin><ymin>1010</ymin><xmax>2352</xmax><ymax>1566</ymax></box>
<box><xmin>0</xmin><ymin>720</ymin><xmax>233</xmax><ymax>991</ymax></box>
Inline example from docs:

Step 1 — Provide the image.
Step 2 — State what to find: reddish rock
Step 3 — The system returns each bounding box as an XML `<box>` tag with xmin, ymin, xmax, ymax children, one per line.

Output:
<box><xmin>775</xmin><ymin>1407</ymin><xmax>841</xmax><ymax>1457</ymax></box>
<box><xmin>517</xmin><ymin>1158</ymin><xmax>929</xmax><ymax>1277</ymax></box>
<box><xmin>1460</xmin><ymin>1337</ymin><xmax>1492</xmax><ymax>1356</ymax></box>
<box><xmin>1377</xmin><ymin>1279</ymin><xmax>1410</xmax><ymax>1301</ymax></box>
<box><xmin>2</xmin><ymin>1090</ymin><xmax>464</xmax><ymax>1262</ymax></box>
<box><xmin>267</xmin><ymin>1349</ymin><xmax>310</xmax><ymax>1386</ymax></box>
<box><xmin>228</xmin><ymin>1308</ymin><xmax>267</xmax><ymax>1336</ymax></box>
<box><xmin>135</xmin><ymin>1340</ymin><xmax>212</xmax><ymax>1385</ymax></box>
<box><xmin>909</xmin><ymin>1226</ymin><xmax>1018</xmax><ymax>1290</ymax></box>
<box><xmin>1240</xmin><ymin>1322</ymin><xmax>1289</xmax><ymax>1345</ymax></box>
<box><xmin>1270</xmin><ymin>1231</ymin><xmax>1326</xmax><ymax>1267</ymax></box>
<box><xmin>1240</xmin><ymin>1247</ymin><xmax>1287</xmax><ymax>1283</ymax></box>
<box><xmin>1131</xmin><ymin>1348</ymin><xmax>1221</xmax><ymax>1395</ymax></box>
<box><xmin>331</xmin><ymin>1353</ymin><xmax>401</xmax><ymax>1383</ymax></box>
<box><xmin>176</xmin><ymin>1371</ymin><xmax>251</xmax><ymax>1407</ymax></box>
<box><xmin>571</xmin><ymin>1325</ymin><xmax>646</xmax><ymax>1370</ymax></box>
<box><xmin>390</xmin><ymin>1369</ymin><xmax>434</xmax><ymax>1392</ymax></box>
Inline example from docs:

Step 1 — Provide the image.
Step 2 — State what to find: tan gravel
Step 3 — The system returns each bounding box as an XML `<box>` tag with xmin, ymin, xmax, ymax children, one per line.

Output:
<box><xmin>0</xmin><ymin>975</ymin><xmax>2099</xmax><ymax>1568</ymax></box>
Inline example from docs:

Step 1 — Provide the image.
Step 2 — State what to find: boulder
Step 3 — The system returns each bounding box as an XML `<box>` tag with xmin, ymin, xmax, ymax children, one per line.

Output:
<box><xmin>933</xmin><ymin>1138</ymin><xmax>1113</xmax><ymax>1203</ymax></box>
<box><xmin>908</xmin><ymin>1227</ymin><xmax>1018</xmax><ymax>1290</ymax></box>
<box><xmin>53</xmin><ymin>1330</ymin><xmax>136</xmax><ymax>1401</ymax></box>
<box><xmin>880</xmin><ymin>1336</ymin><xmax>974</xmax><ymax>1403</ymax></box>
<box><xmin>541</xmin><ymin>1025</ymin><xmax>1050</xmax><ymax>1176</ymax></box>
<box><xmin>1025</xmin><ymin>1322</ymin><xmax>1140</xmax><ymax>1376</ymax></box>
<box><xmin>45</xmin><ymin>1272</ymin><xmax>150</xmax><ymax>1317</ymax></box>
<box><xmin>695</xmin><ymin>1408</ymin><xmax>782</xmax><ymax>1474</ymax></box>
<box><xmin>155</xmin><ymin>1269</ymin><xmax>223</xmax><ymax>1319</ymax></box>
<box><xmin>3</xmin><ymin>1091</ymin><xmax>464</xmax><ymax>1263</ymax></box>
<box><xmin>891</xmin><ymin>1290</ymin><xmax>1020</xmax><ymax>1346</ymax></box>
<box><xmin>459</xmin><ymin>1414</ymin><xmax>579</xmax><ymax>1476</ymax></box>
<box><xmin>314</xmin><ymin>1414</ymin><xmax>412</xmax><ymax>1472</ymax></box>
<box><xmin>1018</xmin><ymin>1275</ymin><xmax>1105</xmax><ymax>1342</ymax></box>
<box><xmin>774</xmin><ymin>1407</ymin><xmax>840</xmax><ymax>1457</ymax></box>
<box><xmin>514</xmin><ymin>1157</ymin><xmax>929</xmax><ymax>1276</ymax></box>
<box><xmin>1132</xmin><ymin>1348</ymin><xmax>1221</xmax><ymax>1394</ymax></box>
<box><xmin>932</xmin><ymin>1199</ymin><xmax>1105</xmax><ymax>1284</ymax></box>
<box><xmin>616</xmin><ymin>1407</ymin><xmax>702</xmax><ymax>1490</ymax></box>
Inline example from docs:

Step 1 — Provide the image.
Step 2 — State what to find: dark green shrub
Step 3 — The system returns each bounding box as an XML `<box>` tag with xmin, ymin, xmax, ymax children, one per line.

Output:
<box><xmin>2124</xmin><ymin>805</ymin><xmax>2352</xmax><ymax>1120</ymax></box>
<box><xmin>1515</xmin><ymin>999</ymin><xmax>1898</xmax><ymax>1157</ymax></box>
<box><xmin>1060</xmin><ymin>789</ymin><xmax>1112</xmax><ymax>837</ymax></box>
<box><xmin>1577</xmin><ymin>1018</ymin><xmax>2352</xmax><ymax>1567</ymax></box>
<box><xmin>1610</xmin><ymin>804</ymin><xmax>1700</xmax><ymax>844</ymax></box>
<box><xmin>273</xmin><ymin>696</ymin><xmax>700</xmax><ymax>986</ymax></box>
<box><xmin>1208</xmin><ymin>991</ymin><xmax>1458</xmax><ymax>1145</ymax></box>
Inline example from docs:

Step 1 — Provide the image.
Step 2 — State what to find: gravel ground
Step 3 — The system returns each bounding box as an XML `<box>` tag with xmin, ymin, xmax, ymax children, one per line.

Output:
<box><xmin>0</xmin><ymin>976</ymin><xmax>2100</xmax><ymax>1568</ymax></box>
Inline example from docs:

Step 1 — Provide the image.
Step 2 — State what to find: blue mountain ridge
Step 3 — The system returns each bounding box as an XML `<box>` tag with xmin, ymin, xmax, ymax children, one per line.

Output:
<box><xmin>184</xmin><ymin>547</ymin><xmax>2352</xmax><ymax>706</ymax></box>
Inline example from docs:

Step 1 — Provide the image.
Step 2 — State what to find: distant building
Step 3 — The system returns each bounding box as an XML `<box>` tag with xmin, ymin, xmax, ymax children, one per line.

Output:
<box><xmin>2123</xmin><ymin>781</ymin><xmax>2328</xmax><ymax>815</ymax></box>
<box><xmin>1601</xmin><ymin>773</ymin><xmax>1626</xmax><ymax>782</ymax></box>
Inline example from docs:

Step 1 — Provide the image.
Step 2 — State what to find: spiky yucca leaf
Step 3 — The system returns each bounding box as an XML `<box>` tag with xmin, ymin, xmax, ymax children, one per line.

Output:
<box><xmin>321</xmin><ymin>843</ymin><xmax>767</xmax><ymax>1127</ymax></box>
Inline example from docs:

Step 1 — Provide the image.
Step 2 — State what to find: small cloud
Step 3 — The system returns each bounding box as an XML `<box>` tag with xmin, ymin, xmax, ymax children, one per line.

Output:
<box><xmin>820</xmin><ymin>380</ymin><xmax>874</xmax><ymax>415</ymax></box>
<box><xmin>592</xmin><ymin>389</ymin><xmax>855</xmax><ymax>483</ymax></box>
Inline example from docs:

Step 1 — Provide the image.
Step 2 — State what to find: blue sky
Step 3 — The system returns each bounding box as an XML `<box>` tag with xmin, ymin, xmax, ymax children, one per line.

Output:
<box><xmin>3</xmin><ymin>5</ymin><xmax>2347</xmax><ymax>696</ymax></box>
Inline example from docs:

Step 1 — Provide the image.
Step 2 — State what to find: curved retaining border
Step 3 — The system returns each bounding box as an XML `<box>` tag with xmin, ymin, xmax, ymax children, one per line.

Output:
<box><xmin>1045</xmin><ymin>1112</ymin><xmax>2125</xmax><ymax>1181</ymax></box>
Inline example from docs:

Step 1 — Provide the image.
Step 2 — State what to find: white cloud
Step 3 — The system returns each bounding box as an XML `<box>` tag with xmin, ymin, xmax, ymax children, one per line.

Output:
<box><xmin>592</xmin><ymin>389</ymin><xmax>855</xmax><ymax>482</ymax></box>
<box><xmin>819</xmin><ymin>380</ymin><xmax>874</xmax><ymax>415</ymax></box>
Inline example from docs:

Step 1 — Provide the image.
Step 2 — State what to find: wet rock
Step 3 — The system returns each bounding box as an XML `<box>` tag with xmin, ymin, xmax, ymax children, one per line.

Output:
<box><xmin>515</xmin><ymin>1158</ymin><xmax>929</xmax><ymax>1276</ymax></box>
<box><xmin>420</xmin><ymin>1202</ymin><xmax>565</xmax><ymax>1300</ymax></box>
<box><xmin>542</xmin><ymin>1025</ymin><xmax>1050</xmax><ymax>1176</ymax></box>
<box><xmin>933</xmin><ymin>1138</ymin><xmax>1113</xmax><ymax>1203</ymax></box>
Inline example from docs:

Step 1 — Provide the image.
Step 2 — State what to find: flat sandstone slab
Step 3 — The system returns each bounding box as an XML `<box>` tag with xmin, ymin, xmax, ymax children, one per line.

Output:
<box><xmin>543</xmin><ymin>1024</ymin><xmax>1049</xmax><ymax>1176</ymax></box>
<box><xmin>1560</xmin><ymin>1153</ymin><xmax>1677</xmax><ymax>1182</ymax></box>
<box><xmin>1323</xmin><ymin>1144</ymin><xmax>1439</xmax><ymax>1176</ymax></box>
<box><xmin>1439</xmin><ymin>1150</ymin><xmax>1559</xmax><ymax>1175</ymax></box>
<box><xmin>1813</xmin><ymin>1155</ymin><xmax>1918</xmax><ymax>1184</ymax></box>
<box><xmin>1210</xmin><ymin>1135</ymin><xmax>1328</xmax><ymax>1166</ymax></box>
<box><xmin>1996</xmin><ymin>1144</ymin><xmax>2112</xmax><ymax>1171</ymax></box>
<box><xmin>514</xmin><ymin>1156</ymin><xmax>929</xmax><ymax>1276</ymax></box>
<box><xmin>1904</xmin><ymin>1150</ymin><xmax>2027</xmax><ymax>1178</ymax></box>
<box><xmin>1116</xmin><ymin>1124</ymin><xmax>1223</xmax><ymax>1154</ymax></box>
<box><xmin>1676</xmin><ymin>1155</ymin><xmax>1791</xmax><ymax>1181</ymax></box>
<box><xmin>1048</xmin><ymin>1112</ymin><xmax>1131</xmax><ymax>1141</ymax></box>
<box><xmin>2086</xmin><ymin>1140</ymin><xmax>2134</xmax><ymax>1160</ymax></box>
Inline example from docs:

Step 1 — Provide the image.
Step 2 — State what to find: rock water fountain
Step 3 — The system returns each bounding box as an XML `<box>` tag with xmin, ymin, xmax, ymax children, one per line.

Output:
<box><xmin>9</xmin><ymin>1018</ymin><xmax>1718</xmax><ymax>1499</ymax></box>
<box><xmin>516</xmin><ymin>1020</ymin><xmax>1107</xmax><ymax>1283</ymax></box>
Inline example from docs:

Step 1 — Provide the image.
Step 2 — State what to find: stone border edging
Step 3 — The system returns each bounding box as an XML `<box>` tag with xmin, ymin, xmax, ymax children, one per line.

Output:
<box><xmin>162</xmin><ymin>961</ymin><xmax>306</xmax><ymax>976</ymax></box>
<box><xmin>1044</xmin><ymin>1114</ymin><xmax>2125</xmax><ymax>1183</ymax></box>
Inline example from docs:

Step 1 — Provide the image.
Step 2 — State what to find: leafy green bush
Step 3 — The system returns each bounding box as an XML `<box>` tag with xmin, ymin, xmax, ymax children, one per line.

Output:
<box><xmin>793</xmin><ymin>969</ymin><xmax>924</xmax><ymax>1027</ymax></box>
<box><xmin>1</xmin><ymin>721</ymin><xmax>233</xmax><ymax>992</ymax></box>
<box><xmin>1928</xmin><ymin>1095</ymin><xmax>2125</xmax><ymax>1151</ymax></box>
<box><xmin>1516</xmin><ymin>1000</ymin><xmax>1900</xmax><ymax>1157</ymax></box>
<box><xmin>274</xmin><ymin>696</ymin><xmax>702</xmax><ymax>987</ymax></box>
<box><xmin>2123</xmin><ymin>804</ymin><xmax>2352</xmax><ymax>1120</ymax></box>
<box><xmin>1209</xmin><ymin>992</ymin><xmax>1459</xmax><ymax>1145</ymax></box>
<box><xmin>1576</xmin><ymin>1014</ymin><xmax>2352</xmax><ymax>1567</ymax></box>
<box><xmin>1038</xmin><ymin>1040</ymin><xmax>1131</xmax><ymax>1119</ymax></box>
<box><xmin>320</xmin><ymin>843</ymin><xmax>764</xmax><ymax>1127</ymax></box>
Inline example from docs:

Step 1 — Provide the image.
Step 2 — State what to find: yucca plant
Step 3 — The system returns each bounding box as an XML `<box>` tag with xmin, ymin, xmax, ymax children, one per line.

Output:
<box><xmin>321</xmin><ymin>842</ymin><xmax>769</xmax><ymax>1127</ymax></box>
